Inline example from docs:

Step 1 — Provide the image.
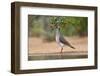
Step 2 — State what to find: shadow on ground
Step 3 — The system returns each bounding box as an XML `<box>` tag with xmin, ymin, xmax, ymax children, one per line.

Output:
<box><xmin>28</xmin><ymin>51</ymin><xmax>88</xmax><ymax>60</ymax></box>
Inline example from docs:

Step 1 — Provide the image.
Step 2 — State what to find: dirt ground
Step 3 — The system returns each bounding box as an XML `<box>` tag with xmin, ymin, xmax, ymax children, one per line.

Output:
<box><xmin>28</xmin><ymin>36</ymin><xmax>88</xmax><ymax>54</ymax></box>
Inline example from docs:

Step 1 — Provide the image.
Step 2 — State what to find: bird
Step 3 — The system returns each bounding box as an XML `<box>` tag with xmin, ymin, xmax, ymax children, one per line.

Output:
<box><xmin>55</xmin><ymin>25</ymin><xmax>75</xmax><ymax>53</ymax></box>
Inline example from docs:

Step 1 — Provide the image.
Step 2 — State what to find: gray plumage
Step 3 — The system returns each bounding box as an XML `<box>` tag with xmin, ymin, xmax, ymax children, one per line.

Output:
<box><xmin>55</xmin><ymin>27</ymin><xmax>75</xmax><ymax>53</ymax></box>
<box><xmin>59</xmin><ymin>33</ymin><xmax>75</xmax><ymax>49</ymax></box>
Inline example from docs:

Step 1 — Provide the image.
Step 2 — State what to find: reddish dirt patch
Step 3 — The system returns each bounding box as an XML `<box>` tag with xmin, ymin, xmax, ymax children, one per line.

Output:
<box><xmin>28</xmin><ymin>36</ymin><xmax>88</xmax><ymax>54</ymax></box>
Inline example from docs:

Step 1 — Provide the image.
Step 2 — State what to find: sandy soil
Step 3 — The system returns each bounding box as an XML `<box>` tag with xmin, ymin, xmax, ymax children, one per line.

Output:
<box><xmin>28</xmin><ymin>36</ymin><xmax>88</xmax><ymax>54</ymax></box>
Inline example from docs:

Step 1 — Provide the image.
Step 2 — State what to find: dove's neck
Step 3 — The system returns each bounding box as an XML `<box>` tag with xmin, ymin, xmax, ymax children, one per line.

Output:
<box><xmin>56</xmin><ymin>28</ymin><xmax>60</xmax><ymax>36</ymax></box>
<box><xmin>55</xmin><ymin>28</ymin><xmax>60</xmax><ymax>42</ymax></box>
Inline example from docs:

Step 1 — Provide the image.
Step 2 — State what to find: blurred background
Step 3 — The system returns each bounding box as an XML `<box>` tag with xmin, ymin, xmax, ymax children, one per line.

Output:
<box><xmin>28</xmin><ymin>15</ymin><xmax>88</xmax><ymax>60</ymax></box>
<box><xmin>28</xmin><ymin>15</ymin><xmax>88</xmax><ymax>41</ymax></box>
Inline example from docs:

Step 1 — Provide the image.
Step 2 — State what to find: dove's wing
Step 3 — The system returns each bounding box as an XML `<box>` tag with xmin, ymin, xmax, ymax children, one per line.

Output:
<box><xmin>59</xmin><ymin>34</ymin><xmax>75</xmax><ymax>49</ymax></box>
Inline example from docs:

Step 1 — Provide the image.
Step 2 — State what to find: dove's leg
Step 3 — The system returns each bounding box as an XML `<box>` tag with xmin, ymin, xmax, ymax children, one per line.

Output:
<box><xmin>60</xmin><ymin>47</ymin><xmax>63</xmax><ymax>53</ymax></box>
